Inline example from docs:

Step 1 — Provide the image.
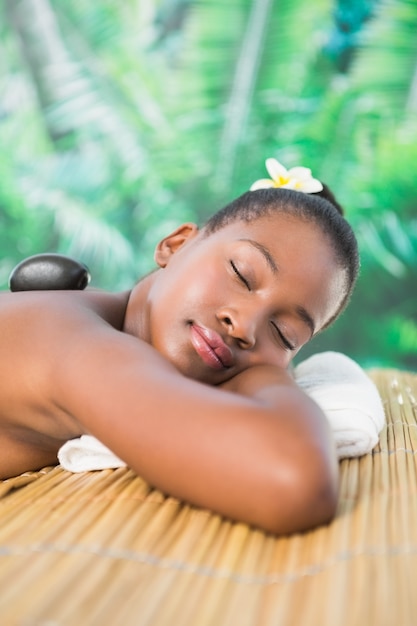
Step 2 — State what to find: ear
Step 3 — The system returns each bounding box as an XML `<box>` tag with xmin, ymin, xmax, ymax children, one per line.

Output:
<box><xmin>154</xmin><ymin>223</ymin><xmax>199</xmax><ymax>268</ymax></box>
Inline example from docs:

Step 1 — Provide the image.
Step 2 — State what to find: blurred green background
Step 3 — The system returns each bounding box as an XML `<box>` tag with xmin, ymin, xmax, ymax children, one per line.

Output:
<box><xmin>1</xmin><ymin>0</ymin><xmax>416</xmax><ymax>369</ymax></box>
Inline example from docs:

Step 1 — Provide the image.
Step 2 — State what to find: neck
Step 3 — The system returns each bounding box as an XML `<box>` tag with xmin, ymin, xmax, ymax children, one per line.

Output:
<box><xmin>123</xmin><ymin>271</ymin><xmax>157</xmax><ymax>343</ymax></box>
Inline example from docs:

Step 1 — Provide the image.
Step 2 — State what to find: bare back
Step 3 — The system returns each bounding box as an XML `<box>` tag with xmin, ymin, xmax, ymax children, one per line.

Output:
<box><xmin>0</xmin><ymin>289</ymin><xmax>129</xmax><ymax>477</ymax></box>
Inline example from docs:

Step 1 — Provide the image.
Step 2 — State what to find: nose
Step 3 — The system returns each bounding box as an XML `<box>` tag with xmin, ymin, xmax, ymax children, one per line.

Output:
<box><xmin>217</xmin><ymin>307</ymin><xmax>256</xmax><ymax>349</ymax></box>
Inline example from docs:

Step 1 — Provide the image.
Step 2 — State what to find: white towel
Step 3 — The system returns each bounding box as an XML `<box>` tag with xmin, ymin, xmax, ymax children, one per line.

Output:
<box><xmin>58</xmin><ymin>351</ymin><xmax>386</xmax><ymax>472</ymax></box>
<box><xmin>294</xmin><ymin>351</ymin><xmax>385</xmax><ymax>458</ymax></box>
<box><xmin>58</xmin><ymin>435</ymin><xmax>126</xmax><ymax>472</ymax></box>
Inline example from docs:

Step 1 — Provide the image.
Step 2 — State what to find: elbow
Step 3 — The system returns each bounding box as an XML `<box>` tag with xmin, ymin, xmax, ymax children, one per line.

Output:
<box><xmin>253</xmin><ymin>449</ymin><xmax>339</xmax><ymax>536</ymax></box>
<box><xmin>298</xmin><ymin>460</ymin><xmax>339</xmax><ymax>531</ymax></box>
<box><xmin>298</xmin><ymin>453</ymin><xmax>339</xmax><ymax>530</ymax></box>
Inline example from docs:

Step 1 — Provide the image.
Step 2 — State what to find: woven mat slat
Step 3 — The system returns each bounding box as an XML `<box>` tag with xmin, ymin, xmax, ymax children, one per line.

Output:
<box><xmin>0</xmin><ymin>368</ymin><xmax>417</xmax><ymax>625</ymax></box>
<box><xmin>0</xmin><ymin>465</ymin><xmax>55</xmax><ymax>498</ymax></box>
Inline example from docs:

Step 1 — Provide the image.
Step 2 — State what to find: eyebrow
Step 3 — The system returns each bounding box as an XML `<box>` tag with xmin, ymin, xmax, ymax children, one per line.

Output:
<box><xmin>295</xmin><ymin>305</ymin><xmax>316</xmax><ymax>338</ymax></box>
<box><xmin>239</xmin><ymin>238</ymin><xmax>316</xmax><ymax>338</ymax></box>
<box><xmin>239</xmin><ymin>239</ymin><xmax>278</xmax><ymax>273</ymax></box>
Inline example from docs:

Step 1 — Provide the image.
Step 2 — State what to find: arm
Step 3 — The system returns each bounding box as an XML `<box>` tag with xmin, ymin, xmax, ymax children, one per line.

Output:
<box><xmin>53</xmin><ymin>316</ymin><xmax>338</xmax><ymax>535</ymax></box>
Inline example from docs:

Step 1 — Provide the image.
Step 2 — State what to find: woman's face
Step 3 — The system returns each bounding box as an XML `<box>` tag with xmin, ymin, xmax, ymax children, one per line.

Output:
<box><xmin>139</xmin><ymin>213</ymin><xmax>346</xmax><ymax>384</ymax></box>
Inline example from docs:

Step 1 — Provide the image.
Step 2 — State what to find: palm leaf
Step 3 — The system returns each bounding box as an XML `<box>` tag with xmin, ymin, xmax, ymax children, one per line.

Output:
<box><xmin>350</xmin><ymin>0</ymin><xmax>417</xmax><ymax>117</ymax></box>
<box><xmin>156</xmin><ymin>0</ymin><xmax>335</xmax><ymax>197</ymax></box>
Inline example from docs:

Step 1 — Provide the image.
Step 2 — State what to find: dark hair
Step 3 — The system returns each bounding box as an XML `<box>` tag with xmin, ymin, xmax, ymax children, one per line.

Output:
<box><xmin>203</xmin><ymin>187</ymin><xmax>359</xmax><ymax>329</ymax></box>
<box><xmin>315</xmin><ymin>183</ymin><xmax>344</xmax><ymax>215</ymax></box>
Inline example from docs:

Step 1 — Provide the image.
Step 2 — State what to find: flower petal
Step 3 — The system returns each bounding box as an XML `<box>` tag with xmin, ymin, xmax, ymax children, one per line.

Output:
<box><xmin>297</xmin><ymin>179</ymin><xmax>323</xmax><ymax>193</ymax></box>
<box><xmin>288</xmin><ymin>166</ymin><xmax>313</xmax><ymax>181</ymax></box>
<box><xmin>265</xmin><ymin>158</ymin><xmax>288</xmax><ymax>181</ymax></box>
<box><xmin>250</xmin><ymin>178</ymin><xmax>275</xmax><ymax>191</ymax></box>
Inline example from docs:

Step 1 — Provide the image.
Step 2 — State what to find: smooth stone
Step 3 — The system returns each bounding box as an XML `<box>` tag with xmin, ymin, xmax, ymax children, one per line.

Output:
<box><xmin>9</xmin><ymin>253</ymin><xmax>91</xmax><ymax>292</ymax></box>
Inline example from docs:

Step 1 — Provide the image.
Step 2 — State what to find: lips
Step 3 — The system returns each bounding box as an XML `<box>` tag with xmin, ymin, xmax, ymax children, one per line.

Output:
<box><xmin>190</xmin><ymin>324</ymin><xmax>233</xmax><ymax>370</ymax></box>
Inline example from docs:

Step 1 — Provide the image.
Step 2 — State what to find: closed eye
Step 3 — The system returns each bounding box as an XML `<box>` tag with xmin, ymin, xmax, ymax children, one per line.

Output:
<box><xmin>271</xmin><ymin>321</ymin><xmax>296</xmax><ymax>351</ymax></box>
<box><xmin>230</xmin><ymin>260</ymin><xmax>251</xmax><ymax>291</ymax></box>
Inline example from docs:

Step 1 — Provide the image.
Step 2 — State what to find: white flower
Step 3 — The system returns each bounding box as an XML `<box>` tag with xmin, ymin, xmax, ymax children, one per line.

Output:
<box><xmin>250</xmin><ymin>158</ymin><xmax>323</xmax><ymax>193</ymax></box>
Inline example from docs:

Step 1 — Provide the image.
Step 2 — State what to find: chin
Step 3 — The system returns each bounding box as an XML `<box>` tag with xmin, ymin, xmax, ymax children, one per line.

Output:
<box><xmin>172</xmin><ymin>361</ymin><xmax>217</xmax><ymax>385</ymax></box>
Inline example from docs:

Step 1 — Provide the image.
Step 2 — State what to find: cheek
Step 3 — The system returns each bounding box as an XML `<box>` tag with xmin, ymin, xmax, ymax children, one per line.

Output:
<box><xmin>181</xmin><ymin>264</ymin><xmax>224</xmax><ymax>307</ymax></box>
<box><xmin>150</xmin><ymin>262</ymin><xmax>222</xmax><ymax>330</ymax></box>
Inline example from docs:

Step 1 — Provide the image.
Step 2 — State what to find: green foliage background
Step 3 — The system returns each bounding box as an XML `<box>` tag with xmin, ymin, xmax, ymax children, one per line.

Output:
<box><xmin>1</xmin><ymin>0</ymin><xmax>416</xmax><ymax>369</ymax></box>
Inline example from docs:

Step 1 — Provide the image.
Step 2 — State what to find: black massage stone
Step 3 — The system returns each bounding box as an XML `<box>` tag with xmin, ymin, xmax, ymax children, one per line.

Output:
<box><xmin>9</xmin><ymin>253</ymin><xmax>91</xmax><ymax>292</ymax></box>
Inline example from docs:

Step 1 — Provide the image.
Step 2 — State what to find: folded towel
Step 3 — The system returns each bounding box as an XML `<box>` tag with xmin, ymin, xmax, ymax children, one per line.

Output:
<box><xmin>58</xmin><ymin>435</ymin><xmax>126</xmax><ymax>472</ymax></box>
<box><xmin>58</xmin><ymin>351</ymin><xmax>386</xmax><ymax>472</ymax></box>
<box><xmin>293</xmin><ymin>351</ymin><xmax>385</xmax><ymax>458</ymax></box>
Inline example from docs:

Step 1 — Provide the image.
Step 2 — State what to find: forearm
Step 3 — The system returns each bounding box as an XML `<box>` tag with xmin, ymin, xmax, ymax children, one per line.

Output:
<box><xmin>219</xmin><ymin>363</ymin><xmax>296</xmax><ymax>398</ymax></box>
<box><xmin>126</xmin><ymin>363</ymin><xmax>338</xmax><ymax>534</ymax></box>
<box><xmin>190</xmin><ymin>367</ymin><xmax>338</xmax><ymax>533</ymax></box>
<box><xmin>216</xmin><ymin>364</ymin><xmax>339</xmax><ymax>529</ymax></box>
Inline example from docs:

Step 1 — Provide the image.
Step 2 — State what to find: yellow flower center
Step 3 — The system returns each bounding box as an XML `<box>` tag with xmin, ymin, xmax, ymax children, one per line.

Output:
<box><xmin>274</xmin><ymin>175</ymin><xmax>290</xmax><ymax>187</ymax></box>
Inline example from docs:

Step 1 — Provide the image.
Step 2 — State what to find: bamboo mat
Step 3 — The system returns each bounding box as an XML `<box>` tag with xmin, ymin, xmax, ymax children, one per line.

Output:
<box><xmin>0</xmin><ymin>369</ymin><xmax>416</xmax><ymax>626</ymax></box>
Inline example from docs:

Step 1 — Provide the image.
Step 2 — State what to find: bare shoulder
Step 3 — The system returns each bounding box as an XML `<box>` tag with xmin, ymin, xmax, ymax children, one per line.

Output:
<box><xmin>0</xmin><ymin>290</ymin><xmax>132</xmax><ymax>463</ymax></box>
<box><xmin>0</xmin><ymin>289</ymin><xmax>130</xmax><ymax>331</ymax></box>
<box><xmin>0</xmin><ymin>290</ymin><xmax>126</xmax><ymax>386</ymax></box>
<box><xmin>0</xmin><ymin>288</ymin><xmax>132</xmax><ymax>407</ymax></box>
